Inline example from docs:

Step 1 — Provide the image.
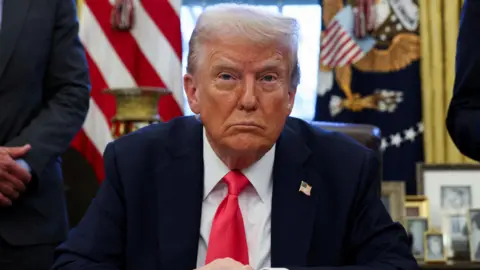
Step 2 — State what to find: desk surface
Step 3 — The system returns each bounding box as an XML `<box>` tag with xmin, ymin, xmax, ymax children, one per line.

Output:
<box><xmin>419</xmin><ymin>261</ymin><xmax>480</xmax><ymax>269</ymax></box>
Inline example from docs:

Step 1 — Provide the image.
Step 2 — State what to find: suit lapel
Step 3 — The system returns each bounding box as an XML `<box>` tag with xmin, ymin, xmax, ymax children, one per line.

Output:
<box><xmin>271</xmin><ymin>123</ymin><xmax>322</xmax><ymax>267</ymax></box>
<box><xmin>155</xmin><ymin>117</ymin><xmax>204</xmax><ymax>270</ymax></box>
<box><xmin>0</xmin><ymin>0</ymin><xmax>31</xmax><ymax>79</ymax></box>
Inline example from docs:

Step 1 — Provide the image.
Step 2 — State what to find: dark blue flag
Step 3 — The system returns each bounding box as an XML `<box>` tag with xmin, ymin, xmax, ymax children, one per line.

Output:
<box><xmin>315</xmin><ymin>0</ymin><xmax>423</xmax><ymax>194</ymax></box>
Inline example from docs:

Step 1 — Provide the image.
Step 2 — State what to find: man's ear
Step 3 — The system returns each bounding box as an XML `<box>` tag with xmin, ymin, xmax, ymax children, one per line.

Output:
<box><xmin>184</xmin><ymin>73</ymin><xmax>200</xmax><ymax>114</ymax></box>
<box><xmin>286</xmin><ymin>88</ymin><xmax>296</xmax><ymax>114</ymax></box>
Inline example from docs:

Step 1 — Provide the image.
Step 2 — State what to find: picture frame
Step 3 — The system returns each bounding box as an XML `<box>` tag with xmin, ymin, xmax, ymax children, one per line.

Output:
<box><xmin>405</xmin><ymin>195</ymin><xmax>429</xmax><ymax>218</ymax></box>
<box><xmin>441</xmin><ymin>210</ymin><xmax>469</xmax><ymax>259</ymax></box>
<box><xmin>381</xmin><ymin>181</ymin><xmax>406</xmax><ymax>225</ymax></box>
<box><xmin>416</xmin><ymin>163</ymin><xmax>480</xmax><ymax>230</ymax></box>
<box><xmin>424</xmin><ymin>231</ymin><xmax>447</xmax><ymax>263</ymax></box>
<box><xmin>467</xmin><ymin>208</ymin><xmax>480</xmax><ymax>262</ymax></box>
<box><xmin>406</xmin><ymin>217</ymin><xmax>429</xmax><ymax>260</ymax></box>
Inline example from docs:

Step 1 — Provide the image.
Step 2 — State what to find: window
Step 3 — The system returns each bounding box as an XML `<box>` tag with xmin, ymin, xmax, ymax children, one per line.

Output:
<box><xmin>180</xmin><ymin>3</ymin><xmax>322</xmax><ymax>120</ymax></box>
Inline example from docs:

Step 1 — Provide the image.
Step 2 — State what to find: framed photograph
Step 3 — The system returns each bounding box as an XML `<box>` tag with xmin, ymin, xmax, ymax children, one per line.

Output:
<box><xmin>441</xmin><ymin>211</ymin><xmax>469</xmax><ymax>258</ymax></box>
<box><xmin>424</xmin><ymin>231</ymin><xmax>447</xmax><ymax>263</ymax></box>
<box><xmin>381</xmin><ymin>181</ymin><xmax>406</xmax><ymax>225</ymax></box>
<box><xmin>406</xmin><ymin>217</ymin><xmax>429</xmax><ymax>259</ymax></box>
<box><xmin>441</xmin><ymin>186</ymin><xmax>471</xmax><ymax>210</ymax></box>
<box><xmin>405</xmin><ymin>195</ymin><xmax>429</xmax><ymax>218</ymax></box>
<box><xmin>468</xmin><ymin>209</ymin><xmax>480</xmax><ymax>262</ymax></box>
<box><xmin>416</xmin><ymin>164</ymin><xmax>480</xmax><ymax>229</ymax></box>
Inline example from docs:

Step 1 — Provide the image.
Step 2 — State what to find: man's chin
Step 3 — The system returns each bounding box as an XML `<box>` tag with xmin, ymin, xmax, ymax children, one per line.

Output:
<box><xmin>222</xmin><ymin>134</ymin><xmax>270</xmax><ymax>153</ymax></box>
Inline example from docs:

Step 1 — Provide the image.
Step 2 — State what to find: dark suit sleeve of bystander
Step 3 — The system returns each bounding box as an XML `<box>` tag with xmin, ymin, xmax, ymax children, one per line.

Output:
<box><xmin>5</xmin><ymin>0</ymin><xmax>90</xmax><ymax>178</ymax></box>
<box><xmin>446</xmin><ymin>0</ymin><xmax>480</xmax><ymax>161</ymax></box>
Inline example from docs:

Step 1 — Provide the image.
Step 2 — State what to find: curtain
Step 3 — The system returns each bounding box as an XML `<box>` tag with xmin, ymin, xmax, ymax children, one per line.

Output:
<box><xmin>419</xmin><ymin>0</ymin><xmax>476</xmax><ymax>164</ymax></box>
<box><xmin>77</xmin><ymin>0</ymin><xmax>83</xmax><ymax>18</ymax></box>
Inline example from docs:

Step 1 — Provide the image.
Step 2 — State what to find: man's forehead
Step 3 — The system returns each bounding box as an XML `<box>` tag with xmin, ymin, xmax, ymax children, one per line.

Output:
<box><xmin>207</xmin><ymin>46</ymin><xmax>288</xmax><ymax>67</ymax></box>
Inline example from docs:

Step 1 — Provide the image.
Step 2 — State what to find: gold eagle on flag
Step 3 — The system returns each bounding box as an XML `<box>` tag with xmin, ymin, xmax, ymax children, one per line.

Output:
<box><xmin>319</xmin><ymin>0</ymin><xmax>420</xmax><ymax>114</ymax></box>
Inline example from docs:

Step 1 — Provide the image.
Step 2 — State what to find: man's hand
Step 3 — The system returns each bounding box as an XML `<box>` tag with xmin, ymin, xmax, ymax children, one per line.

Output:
<box><xmin>0</xmin><ymin>145</ymin><xmax>32</xmax><ymax>206</ymax></box>
<box><xmin>195</xmin><ymin>258</ymin><xmax>253</xmax><ymax>270</ymax></box>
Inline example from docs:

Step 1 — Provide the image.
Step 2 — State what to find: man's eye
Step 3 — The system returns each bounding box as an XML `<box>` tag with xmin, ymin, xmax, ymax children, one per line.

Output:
<box><xmin>218</xmin><ymin>73</ymin><xmax>233</xmax><ymax>80</ymax></box>
<box><xmin>262</xmin><ymin>75</ymin><xmax>277</xmax><ymax>82</ymax></box>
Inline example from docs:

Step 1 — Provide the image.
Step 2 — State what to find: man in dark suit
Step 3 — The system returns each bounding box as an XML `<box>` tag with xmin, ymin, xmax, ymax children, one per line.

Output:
<box><xmin>0</xmin><ymin>0</ymin><xmax>90</xmax><ymax>269</ymax></box>
<box><xmin>446</xmin><ymin>0</ymin><xmax>480</xmax><ymax>161</ymax></box>
<box><xmin>52</xmin><ymin>3</ymin><xmax>416</xmax><ymax>270</ymax></box>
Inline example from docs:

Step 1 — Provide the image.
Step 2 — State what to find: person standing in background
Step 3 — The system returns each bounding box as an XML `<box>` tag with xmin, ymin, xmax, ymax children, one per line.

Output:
<box><xmin>0</xmin><ymin>0</ymin><xmax>90</xmax><ymax>269</ymax></box>
<box><xmin>446</xmin><ymin>0</ymin><xmax>480</xmax><ymax>161</ymax></box>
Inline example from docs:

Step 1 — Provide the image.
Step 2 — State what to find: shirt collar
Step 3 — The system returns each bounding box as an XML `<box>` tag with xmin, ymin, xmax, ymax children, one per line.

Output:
<box><xmin>203</xmin><ymin>127</ymin><xmax>275</xmax><ymax>202</ymax></box>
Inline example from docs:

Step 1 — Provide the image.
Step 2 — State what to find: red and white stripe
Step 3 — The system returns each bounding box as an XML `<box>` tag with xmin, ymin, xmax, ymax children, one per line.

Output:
<box><xmin>320</xmin><ymin>20</ymin><xmax>364</xmax><ymax>68</ymax></box>
<box><xmin>72</xmin><ymin>0</ymin><xmax>183</xmax><ymax>182</ymax></box>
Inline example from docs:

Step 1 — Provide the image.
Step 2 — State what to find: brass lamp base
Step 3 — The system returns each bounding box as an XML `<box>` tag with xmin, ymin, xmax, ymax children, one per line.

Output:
<box><xmin>104</xmin><ymin>87</ymin><xmax>171</xmax><ymax>139</ymax></box>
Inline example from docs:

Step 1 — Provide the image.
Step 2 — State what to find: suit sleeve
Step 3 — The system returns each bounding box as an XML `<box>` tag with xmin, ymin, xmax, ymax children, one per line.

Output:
<box><xmin>291</xmin><ymin>151</ymin><xmax>418</xmax><ymax>270</ymax></box>
<box><xmin>446</xmin><ymin>0</ymin><xmax>480</xmax><ymax>161</ymax></box>
<box><xmin>52</xmin><ymin>142</ymin><xmax>125</xmax><ymax>270</ymax></box>
<box><xmin>5</xmin><ymin>0</ymin><xmax>90</xmax><ymax>176</ymax></box>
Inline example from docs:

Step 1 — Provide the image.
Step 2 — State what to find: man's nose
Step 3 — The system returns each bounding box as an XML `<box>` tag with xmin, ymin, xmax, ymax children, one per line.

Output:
<box><xmin>238</xmin><ymin>76</ymin><xmax>258</xmax><ymax>111</ymax></box>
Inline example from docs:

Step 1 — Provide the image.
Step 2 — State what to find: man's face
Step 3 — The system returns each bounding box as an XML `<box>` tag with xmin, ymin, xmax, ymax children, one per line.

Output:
<box><xmin>445</xmin><ymin>189</ymin><xmax>465</xmax><ymax>208</ymax></box>
<box><xmin>429</xmin><ymin>237</ymin><xmax>442</xmax><ymax>254</ymax></box>
<box><xmin>184</xmin><ymin>38</ymin><xmax>296</xmax><ymax>155</ymax></box>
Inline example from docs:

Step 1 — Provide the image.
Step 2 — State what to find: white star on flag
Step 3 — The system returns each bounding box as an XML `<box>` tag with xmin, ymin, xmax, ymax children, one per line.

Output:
<box><xmin>380</xmin><ymin>138</ymin><xmax>388</xmax><ymax>151</ymax></box>
<box><xmin>404</xmin><ymin>127</ymin><xmax>416</xmax><ymax>142</ymax></box>
<box><xmin>417</xmin><ymin>122</ymin><xmax>424</xmax><ymax>133</ymax></box>
<box><xmin>390</xmin><ymin>133</ymin><xmax>403</xmax><ymax>147</ymax></box>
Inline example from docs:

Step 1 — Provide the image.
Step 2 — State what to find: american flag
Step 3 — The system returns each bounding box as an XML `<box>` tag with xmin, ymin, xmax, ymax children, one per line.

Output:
<box><xmin>73</xmin><ymin>0</ymin><xmax>183</xmax><ymax>182</ymax></box>
<box><xmin>298</xmin><ymin>181</ymin><xmax>312</xmax><ymax>196</ymax></box>
<box><xmin>319</xmin><ymin>5</ymin><xmax>375</xmax><ymax>68</ymax></box>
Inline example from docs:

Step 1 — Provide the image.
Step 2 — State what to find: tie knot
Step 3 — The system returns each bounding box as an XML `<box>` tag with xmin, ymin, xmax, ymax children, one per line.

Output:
<box><xmin>223</xmin><ymin>171</ymin><xmax>249</xmax><ymax>196</ymax></box>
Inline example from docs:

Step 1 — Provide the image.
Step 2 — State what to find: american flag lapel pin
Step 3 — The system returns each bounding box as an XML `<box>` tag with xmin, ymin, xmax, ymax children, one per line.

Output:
<box><xmin>299</xmin><ymin>181</ymin><xmax>312</xmax><ymax>196</ymax></box>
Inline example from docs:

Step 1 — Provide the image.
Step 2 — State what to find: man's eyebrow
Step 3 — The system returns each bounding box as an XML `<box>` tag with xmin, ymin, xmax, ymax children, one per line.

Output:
<box><xmin>255</xmin><ymin>64</ymin><xmax>287</xmax><ymax>76</ymax></box>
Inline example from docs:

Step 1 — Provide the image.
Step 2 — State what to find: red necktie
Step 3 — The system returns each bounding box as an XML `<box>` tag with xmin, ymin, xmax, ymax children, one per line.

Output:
<box><xmin>205</xmin><ymin>171</ymin><xmax>250</xmax><ymax>265</ymax></box>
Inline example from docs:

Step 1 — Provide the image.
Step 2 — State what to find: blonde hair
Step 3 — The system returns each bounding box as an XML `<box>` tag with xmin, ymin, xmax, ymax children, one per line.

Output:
<box><xmin>186</xmin><ymin>3</ymin><xmax>301</xmax><ymax>89</ymax></box>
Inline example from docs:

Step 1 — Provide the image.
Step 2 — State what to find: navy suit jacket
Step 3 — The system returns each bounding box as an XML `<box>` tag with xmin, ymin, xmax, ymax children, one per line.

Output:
<box><xmin>52</xmin><ymin>116</ymin><xmax>417</xmax><ymax>270</ymax></box>
<box><xmin>0</xmin><ymin>0</ymin><xmax>89</xmax><ymax>245</ymax></box>
<box><xmin>446</xmin><ymin>0</ymin><xmax>480</xmax><ymax>161</ymax></box>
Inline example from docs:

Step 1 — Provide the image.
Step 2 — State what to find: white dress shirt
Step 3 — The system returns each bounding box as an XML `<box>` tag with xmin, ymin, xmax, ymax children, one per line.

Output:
<box><xmin>196</xmin><ymin>128</ymin><xmax>287</xmax><ymax>270</ymax></box>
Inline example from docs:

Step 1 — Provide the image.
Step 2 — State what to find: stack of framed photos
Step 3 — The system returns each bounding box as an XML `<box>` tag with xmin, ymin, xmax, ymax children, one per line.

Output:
<box><xmin>380</xmin><ymin>164</ymin><xmax>480</xmax><ymax>264</ymax></box>
<box><xmin>416</xmin><ymin>164</ymin><xmax>480</xmax><ymax>263</ymax></box>
<box><xmin>404</xmin><ymin>195</ymin><xmax>431</xmax><ymax>261</ymax></box>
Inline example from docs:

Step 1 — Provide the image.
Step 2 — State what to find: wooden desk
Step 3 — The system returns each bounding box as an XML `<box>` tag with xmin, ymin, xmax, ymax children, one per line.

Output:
<box><xmin>419</xmin><ymin>261</ymin><xmax>480</xmax><ymax>269</ymax></box>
